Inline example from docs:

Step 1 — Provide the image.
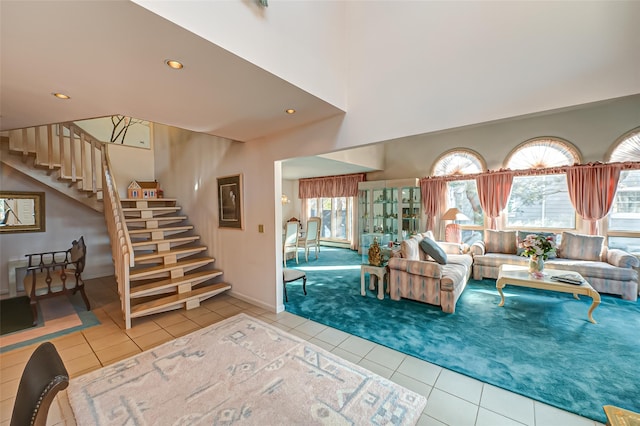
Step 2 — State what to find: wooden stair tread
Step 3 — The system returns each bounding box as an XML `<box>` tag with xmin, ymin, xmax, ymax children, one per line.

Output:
<box><xmin>123</xmin><ymin>206</ymin><xmax>179</xmax><ymax>210</ymax></box>
<box><xmin>134</xmin><ymin>246</ymin><xmax>207</xmax><ymax>262</ymax></box>
<box><xmin>130</xmin><ymin>270</ymin><xmax>223</xmax><ymax>297</ymax></box>
<box><xmin>126</xmin><ymin>215</ymin><xmax>187</xmax><ymax>222</ymax></box>
<box><xmin>130</xmin><ymin>283</ymin><xmax>231</xmax><ymax>317</ymax></box>
<box><xmin>123</xmin><ymin>207</ymin><xmax>180</xmax><ymax>215</ymax></box>
<box><xmin>129</xmin><ymin>257</ymin><xmax>215</xmax><ymax>279</ymax></box>
<box><xmin>128</xmin><ymin>225</ymin><xmax>193</xmax><ymax>235</ymax></box>
<box><xmin>121</xmin><ymin>198</ymin><xmax>177</xmax><ymax>202</ymax></box>
<box><xmin>131</xmin><ymin>236</ymin><xmax>200</xmax><ymax>248</ymax></box>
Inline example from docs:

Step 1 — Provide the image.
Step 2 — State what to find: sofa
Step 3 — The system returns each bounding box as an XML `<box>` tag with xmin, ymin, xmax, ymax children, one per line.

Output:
<box><xmin>471</xmin><ymin>230</ymin><xmax>640</xmax><ymax>301</ymax></box>
<box><xmin>388</xmin><ymin>232</ymin><xmax>473</xmax><ymax>313</ymax></box>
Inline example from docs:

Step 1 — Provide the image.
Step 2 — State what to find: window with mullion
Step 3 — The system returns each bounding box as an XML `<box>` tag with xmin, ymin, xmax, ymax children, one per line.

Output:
<box><xmin>505</xmin><ymin>174</ymin><xmax>575</xmax><ymax>229</ymax></box>
<box><xmin>307</xmin><ymin>197</ymin><xmax>351</xmax><ymax>243</ymax></box>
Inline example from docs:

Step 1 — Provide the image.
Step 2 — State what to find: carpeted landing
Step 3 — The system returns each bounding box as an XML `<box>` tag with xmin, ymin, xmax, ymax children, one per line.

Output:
<box><xmin>284</xmin><ymin>247</ymin><xmax>640</xmax><ymax>423</ymax></box>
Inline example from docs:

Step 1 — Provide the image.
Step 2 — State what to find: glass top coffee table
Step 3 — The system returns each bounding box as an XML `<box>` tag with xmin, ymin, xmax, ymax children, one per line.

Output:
<box><xmin>496</xmin><ymin>265</ymin><xmax>601</xmax><ymax>324</ymax></box>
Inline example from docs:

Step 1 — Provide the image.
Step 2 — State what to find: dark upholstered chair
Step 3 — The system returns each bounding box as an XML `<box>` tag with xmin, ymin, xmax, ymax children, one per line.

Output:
<box><xmin>10</xmin><ymin>342</ymin><xmax>69</xmax><ymax>426</ymax></box>
<box><xmin>23</xmin><ymin>236</ymin><xmax>90</xmax><ymax>325</ymax></box>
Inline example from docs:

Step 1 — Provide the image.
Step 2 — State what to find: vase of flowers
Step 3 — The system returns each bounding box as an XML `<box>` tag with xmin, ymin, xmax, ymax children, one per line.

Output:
<box><xmin>519</xmin><ymin>233</ymin><xmax>556</xmax><ymax>274</ymax></box>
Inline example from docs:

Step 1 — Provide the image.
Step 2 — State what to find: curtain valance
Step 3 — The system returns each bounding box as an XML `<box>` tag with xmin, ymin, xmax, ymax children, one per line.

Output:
<box><xmin>420</xmin><ymin>161</ymin><xmax>640</xmax><ymax>234</ymax></box>
<box><xmin>299</xmin><ymin>173</ymin><xmax>365</xmax><ymax>199</ymax></box>
<box><xmin>421</xmin><ymin>161</ymin><xmax>640</xmax><ymax>183</ymax></box>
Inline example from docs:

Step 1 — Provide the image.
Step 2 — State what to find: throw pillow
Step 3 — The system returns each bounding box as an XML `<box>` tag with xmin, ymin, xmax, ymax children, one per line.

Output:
<box><xmin>401</xmin><ymin>236</ymin><xmax>422</xmax><ymax>261</ymax></box>
<box><xmin>516</xmin><ymin>231</ymin><xmax>557</xmax><ymax>258</ymax></box>
<box><xmin>484</xmin><ymin>230</ymin><xmax>517</xmax><ymax>254</ymax></box>
<box><xmin>557</xmin><ymin>232</ymin><xmax>604</xmax><ymax>261</ymax></box>
<box><xmin>419</xmin><ymin>238</ymin><xmax>448</xmax><ymax>265</ymax></box>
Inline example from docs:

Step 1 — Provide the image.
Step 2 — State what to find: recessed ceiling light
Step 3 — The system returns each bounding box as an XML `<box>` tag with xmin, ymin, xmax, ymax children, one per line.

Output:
<box><xmin>52</xmin><ymin>92</ymin><xmax>70</xmax><ymax>99</ymax></box>
<box><xmin>165</xmin><ymin>59</ymin><xmax>184</xmax><ymax>70</ymax></box>
<box><xmin>285</xmin><ymin>109</ymin><xmax>296</xmax><ymax>114</ymax></box>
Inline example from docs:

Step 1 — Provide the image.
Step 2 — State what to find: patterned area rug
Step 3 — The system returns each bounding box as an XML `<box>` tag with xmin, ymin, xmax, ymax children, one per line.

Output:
<box><xmin>68</xmin><ymin>313</ymin><xmax>426</xmax><ymax>425</ymax></box>
<box><xmin>0</xmin><ymin>295</ymin><xmax>100</xmax><ymax>353</ymax></box>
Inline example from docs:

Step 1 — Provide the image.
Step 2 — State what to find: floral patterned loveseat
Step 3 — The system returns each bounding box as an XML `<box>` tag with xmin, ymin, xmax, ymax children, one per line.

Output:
<box><xmin>471</xmin><ymin>230</ymin><xmax>639</xmax><ymax>301</ymax></box>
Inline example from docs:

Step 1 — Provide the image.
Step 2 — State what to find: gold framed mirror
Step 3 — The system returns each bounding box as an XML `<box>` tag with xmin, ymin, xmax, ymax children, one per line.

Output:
<box><xmin>0</xmin><ymin>191</ymin><xmax>46</xmax><ymax>233</ymax></box>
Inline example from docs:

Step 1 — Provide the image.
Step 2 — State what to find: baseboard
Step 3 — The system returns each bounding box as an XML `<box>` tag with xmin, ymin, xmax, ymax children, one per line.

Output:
<box><xmin>227</xmin><ymin>290</ymin><xmax>277</xmax><ymax>313</ymax></box>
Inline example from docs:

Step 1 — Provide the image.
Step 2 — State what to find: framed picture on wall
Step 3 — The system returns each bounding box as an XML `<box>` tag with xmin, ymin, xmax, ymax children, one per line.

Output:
<box><xmin>217</xmin><ymin>174</ymin><xmax>243</xmax><ymax>229</ymax></box>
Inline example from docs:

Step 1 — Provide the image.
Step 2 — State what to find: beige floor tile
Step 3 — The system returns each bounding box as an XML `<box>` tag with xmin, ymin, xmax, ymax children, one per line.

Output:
<box><xmin>214</xmin><ymin>304</ymin><xmax>244</xmax><ymax>318</ymax></box>
<box><xmin>85</xmin><ymin>329</ymin><xmax>133</xmax><ymax>352</ymax></box>
<box><xmin>95</xmin><ymin>340</ymin><xmax>141</xmax><ymax>365</ymax></box>
<box><xmin>228</xmin><ymin>299</ymin><xmax>253</xmax><ymax>309</ymax></box>
<box><xmin>164</xmin><ymin>319</ymin><xmax>199</xmax><ymax>337</ymax></box>
<box><xmin>131</xmin><ymin>329</ymin><xmax>174</xmax><ymax>351</ymax></box>
<box><xmin>58</xmin><ymin>342</ymin><xmax>94</xmax><ymax>363</ymax></box>
<box><xmin>0</xmin><ymin>397</ymin><xmax>14</xmax><ymax>422</ymax></box>
<box><xmin>65</xmin><ymin>353</ymin><xmax>101</xmax><ymax>378</ymax></box>
<box><xmin>48</xmin><ymin>332</ymin><xmax>87</xmax><ymax>351</ymax></box>
<box><xmin>0</xmin><ymin>378</ymin><xmax>19</xmax><ymax>403</ymax></box>
<box><xmin>181</xmin><ymin>306</ymin><xmax>212</xmax><ymax>320</ymax></box>
<box><xmin>106</xmin><ymin>312</ymin><xmax>127</xmax><ymax>329</ymax></box>
<box><xmin>0</xmin><ymin>362</ymin><xmax>25</xmax><ymax>384</ymax></box>
<box><xmin>81</xmin><ymin>323</ymin><xmax>122</xmax><ymax>341</ymax></box>
<box><xmin>190</xmin><ymin>311</ymin><xmax>224</xmax><ymax>327</ymax></box>
<box><xmin>200</xmin><ymin>298</ymin><xmax>232</xmax><ymax>310</ymax></box>
<box><xmin>90</xmin><ymin>308</ymin><xmax>114</xmax><ymax>323</ymax></box>
<box><xmin>125</xmin><ymin>320</ymin><xmax>162</xmax><ymax>338</ymax></box>
<box><xmin>243</xmin><ymin>305</ymin><xmax>269</xmax><ymax>315</ymax></box>
<box><xmin>0</xmin><ymin>345</ymin><xmax>36</xmax><ymax>369</ymax></box>
<box><xmin>56</xmin><ymin>390</ymin><xmax>75</xmax><ymax>425</ymax></box>
<box><xmin>152</xmin><ymin>311</ymin><xmax>188</xmax><ymax>328</ymax></box>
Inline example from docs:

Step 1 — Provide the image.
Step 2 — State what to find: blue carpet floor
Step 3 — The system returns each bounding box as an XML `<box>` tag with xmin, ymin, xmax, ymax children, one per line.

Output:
<box><xmin>284</xmin><ymin>247</ymin><xmax>640</xmax><ymax>423</ymax></box>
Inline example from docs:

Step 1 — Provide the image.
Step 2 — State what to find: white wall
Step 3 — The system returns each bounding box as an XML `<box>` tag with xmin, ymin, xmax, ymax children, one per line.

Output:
<box><xmin>341</xmin><ymin>1</ymin><xmax>640</xmax><ymax>149</ymax></box>
<box><xmin>281</xmin><ymin>179</ymin><xmax>300</xmax><ymax>226</ymax></box>
<box><xmin>0</xmin><ymin>163</ymin><xmax>114</xmax><ymax>297</ymax></box>
<box><xmin>107</xmin><ymin>128</ymin><xmax>156</xmax><ymax>198</ymax></box>
<box><xmin>369</xmin><ymin>95</ymin><xmax>640</xmax><ymax>181</ymax></box>
<box><xmin>133</xmin><ymin>0</ymin><xmax>348</xmax><ymax>110</ymax></box>
<box><xmin>136</xmin><ymin>1</ymin><xmax>639</xmax><ymax>153</ymax></box>
<box><xmin>153</xmin><ymin>124</ymin><xmax>284</xmax><ymax>311</ymax></box>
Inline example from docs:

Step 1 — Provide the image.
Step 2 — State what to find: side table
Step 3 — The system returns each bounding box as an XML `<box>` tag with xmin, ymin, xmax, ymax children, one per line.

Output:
<box><xmin>361</xmin><ymin>264</ymin><xmax>388</xmax><ymax>300</ymax></box>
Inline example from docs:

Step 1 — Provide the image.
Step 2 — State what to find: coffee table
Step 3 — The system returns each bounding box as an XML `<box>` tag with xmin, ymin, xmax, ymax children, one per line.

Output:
<box><xmin>496</xmin><ymin>265</ymin><xmax>601</xmax><ymax>324</ymax></box>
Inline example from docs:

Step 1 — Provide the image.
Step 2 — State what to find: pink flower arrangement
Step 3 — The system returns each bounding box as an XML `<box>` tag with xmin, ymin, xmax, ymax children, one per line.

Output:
<box><xmin>519</xmin><ymin>234</ymin><xmax>556</xmax><ymax>260</ymax></box>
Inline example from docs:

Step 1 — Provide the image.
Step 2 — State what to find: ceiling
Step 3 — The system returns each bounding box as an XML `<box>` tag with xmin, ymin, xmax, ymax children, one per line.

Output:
<box><xmin>0</xmin><ymin>1</ymin><xmax>344</xmax><ymax>143</ymax></box>
<box><xmin>280</xmin><ymin>156</ymin><xmax>379</xmax><ymax>181</ymax></box>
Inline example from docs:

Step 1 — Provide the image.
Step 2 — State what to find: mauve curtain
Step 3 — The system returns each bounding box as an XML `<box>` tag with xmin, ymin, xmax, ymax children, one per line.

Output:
<box><xmin>350</xmin><ymin>196</ymin><xmax>359</xmax><ymax>250</ymax></box>
<box><xmin>566</xmin><ymin>163</ymin><xmax>621</xmax><ymax>235</ymax></box>
<box><xmin>298</xmin><ymin>173</ymin><xmax>365</xmax><ymax>250</ymax></box>
<box><xmin>299</xmin><ymin>173</ymin><xmax>365</xmax><ymax>199</ymax></box>
<box><xmin>420</xmin><ymin>178</ymin><xmax>447</xmax><ymax>232</ymax></box>
<box><xmin>476</xmin><ymin>171</ymin><xmax>514</xmax><ymax>229</ymax></box>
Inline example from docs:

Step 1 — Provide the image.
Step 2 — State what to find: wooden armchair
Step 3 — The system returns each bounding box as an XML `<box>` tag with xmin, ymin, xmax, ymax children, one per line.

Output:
<box><xmin>23</xmin><ymin>236</ymin><xmax>90</xmax><ymax>325</ymax></box>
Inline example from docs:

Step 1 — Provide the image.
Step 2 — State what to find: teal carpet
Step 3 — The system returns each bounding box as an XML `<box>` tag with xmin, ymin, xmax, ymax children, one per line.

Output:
<box><xmin>284</xmin><ymin>247</ymin><xmax>640</xmax><ymax>423</ymax></box>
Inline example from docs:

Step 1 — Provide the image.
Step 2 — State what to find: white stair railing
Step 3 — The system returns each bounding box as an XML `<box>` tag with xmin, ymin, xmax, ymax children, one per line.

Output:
<box><xmin>102</xmin><ymin>145</ymin><xmax>135</xmax><ymax>329</ymax></box>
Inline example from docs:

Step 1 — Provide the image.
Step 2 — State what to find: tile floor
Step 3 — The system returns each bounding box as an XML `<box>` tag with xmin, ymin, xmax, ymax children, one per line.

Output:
<box><xmin>0</xmin><ymin>276</ymin><xmax>605</xmax><ymax>426</ymax></box>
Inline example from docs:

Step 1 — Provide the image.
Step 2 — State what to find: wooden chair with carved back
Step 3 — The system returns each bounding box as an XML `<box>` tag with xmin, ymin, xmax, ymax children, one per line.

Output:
<box><xmin>23</xmin><ymin>236</ymin><xmax>90</xmax><ymax>325</ymax></box>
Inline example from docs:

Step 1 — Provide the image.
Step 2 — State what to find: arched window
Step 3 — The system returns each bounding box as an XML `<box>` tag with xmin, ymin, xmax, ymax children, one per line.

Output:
<box><xmin>505</xmin><ymin>138</ymin><xmax>581</xmax><ymax>169</ymax></box>
<box><xmin>504</xmin><ymin>138</ymin><xmax>579</xmax><ymax>229</ymax></box>
<box><xmin>433</xmin><ymin>150</ymin><xmax>485</xmax><ymax>243</ymax></box>
<box><xmin>607</xmin><ymin>128</ymin><xmax>640</xmax><ymax>253</ymax></box>
<box><xmin>433</xmin><ymin>149</ymin><xmax>485</xmax><ymax>176</ymax></box>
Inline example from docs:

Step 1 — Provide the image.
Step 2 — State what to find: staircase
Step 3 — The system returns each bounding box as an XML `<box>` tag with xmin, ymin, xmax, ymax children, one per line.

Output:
<box><xmin>122</xmin><ymin>197</ymin><xmax>230</xmax><ymax>320</ymax></box>
<box><xmin>1</xmin><ymin>123</ymin><xmax>230</xmax><ymax>329</ymax></box>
